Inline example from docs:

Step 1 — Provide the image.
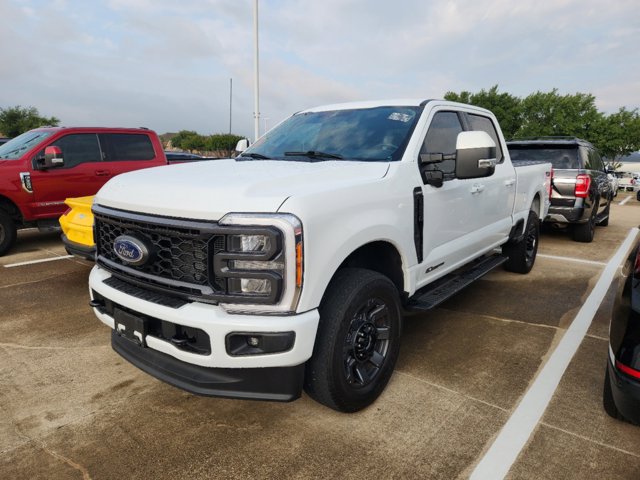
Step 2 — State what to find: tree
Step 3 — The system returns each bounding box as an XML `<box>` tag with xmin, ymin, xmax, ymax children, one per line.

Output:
<box><xmin>205</xmin><ymin>134</ymin><xmax>244</xmax><ymax>155</ymax></box>
<box><xmin>590</xmin><ymin>107</ymin><xmax>640</xmax><ymax>163</ymax></box>
<box><xmin>170</xmin><ymin>130</ymin><xmax>200</xmax><ymax>150</ymax></box>
<box><xmin>0</xmin><ymin>106</ymin><xmax>59</xmax><ymax>137</ymax></box>
<box><xmin>445</xmin><ymin>85</ymin><xmax>522</xmax><ymax>138</ymax></box>
<box><xmin>517</xmin><ymin>90</ymin><xmax>602</xmax><ymax>139</ymax></box>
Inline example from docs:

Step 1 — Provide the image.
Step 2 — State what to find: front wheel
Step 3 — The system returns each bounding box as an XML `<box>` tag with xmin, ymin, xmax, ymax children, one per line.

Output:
<box><xmin>0</xmin><ymin>210</ymin><xmax>17</xmax><ymax>257</ymax></box>
<box><xmin>304</xmin><ymin>268</ymin><xmax>402</xmax><ymax>412</ymax></box>
<box><xmin>503</xmin><ymin>210</ymin><xmax>539</xmax><ymax>274</ymax></box>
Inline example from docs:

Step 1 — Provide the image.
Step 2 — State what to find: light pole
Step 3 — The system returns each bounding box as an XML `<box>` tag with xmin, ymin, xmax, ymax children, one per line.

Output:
<box><xmin>253</xmin><ymin>0</ymin><xmax>260</xmax><ymax>142</ymax></box>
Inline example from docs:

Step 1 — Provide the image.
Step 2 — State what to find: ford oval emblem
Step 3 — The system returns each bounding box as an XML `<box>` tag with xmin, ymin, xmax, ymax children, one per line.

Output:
<box><xmin>113</xmin><ymin>235</ymin><xmax>149</xmax><ymax>266</ymax></box>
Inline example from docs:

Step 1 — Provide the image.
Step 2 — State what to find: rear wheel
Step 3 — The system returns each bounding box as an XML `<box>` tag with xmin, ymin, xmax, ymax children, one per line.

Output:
<box><xmin>304</xmin><ymin>268</ymin><xmax>402</xmax><ymax>412</ymax></box>
<box><xmin>603</xmin><ymin>365</ymin><xmax>624</xmax><ymax>421</ymax></box>
<box><xmin>503</xmin><ymin>210</ymin><xmax>539</xmax><ymax>274</ymax></box>
<box><xmin>0</xmin><ymin>211</ymin><xmax>17</xmax><ymax>257</ymax></box>
<box><xmin>573</xmin><ymin>201</ymin><xmax>597</xmax><ymax>243</ymax></box>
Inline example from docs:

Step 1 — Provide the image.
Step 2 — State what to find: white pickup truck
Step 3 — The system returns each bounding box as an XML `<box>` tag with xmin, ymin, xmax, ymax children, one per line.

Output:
<box><xmin>88</xmin><ymin>100</ymin><xmax>552</xmax><ymax>412</ymax></box>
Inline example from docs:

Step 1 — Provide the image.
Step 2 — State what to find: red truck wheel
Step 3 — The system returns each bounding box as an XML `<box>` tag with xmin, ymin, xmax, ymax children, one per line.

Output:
<box><xmin>0</xmin><ymin>211</ymin><xmax>17</xmax><ymax>256</ymax></box>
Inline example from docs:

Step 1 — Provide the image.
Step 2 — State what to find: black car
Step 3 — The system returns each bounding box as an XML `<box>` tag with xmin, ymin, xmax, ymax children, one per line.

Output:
<box><xmin>603</xmin><ymin>231</ymin><xmax>640</xmax><ymax>425</ymax></box>
<box><xmin>508</xmin><ymin>137</ymin><xmax>613</xmax><ymax>242</ymax></box>
<box><xmin>0</xmin><ymin>137</ymin><xmax>10</xmax><ymax>146</ymax></box>
<box><xmin>164</xmin><ymin>151</ymin><xmax>218</xmax><ymax>163</ymax></box>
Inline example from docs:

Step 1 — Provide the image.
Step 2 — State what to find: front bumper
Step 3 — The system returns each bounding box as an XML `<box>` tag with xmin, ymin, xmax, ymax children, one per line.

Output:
<box><xmin>89</xmin><ymin>266</ymin><xmax>319</xmax><ymax>400</ymax></box>
<box><xmin>62</xmin><ymin>234</ymin><xmax>96</xmax><ymax>261</ymax></box>
<box><xmin>608</xmin><ymin>357</ymin><xmax>640</xmax><ymax>425</ymax></box>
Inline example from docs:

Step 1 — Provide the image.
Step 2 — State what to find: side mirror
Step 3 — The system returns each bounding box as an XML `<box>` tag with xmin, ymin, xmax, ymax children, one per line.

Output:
<box><xmin>235</xmin><ymin>138</ymin><xmax>250</xmax><ymax>153</ymax></box>
<box><xmin>455</xmin><ymin>131</ymin><xmax>497</xmax><ymax>179</ymax></box>
<box><xmin>43</xmin><ymin>145</ymin><xmax>65</xmax><ymax>168</ymax></box>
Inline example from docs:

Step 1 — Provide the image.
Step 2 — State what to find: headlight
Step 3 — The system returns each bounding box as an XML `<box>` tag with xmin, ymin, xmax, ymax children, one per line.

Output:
<box><xmin>217</xmin><ymin>213</ymin><xmax>303</xmax><ymax>314</ymax></box>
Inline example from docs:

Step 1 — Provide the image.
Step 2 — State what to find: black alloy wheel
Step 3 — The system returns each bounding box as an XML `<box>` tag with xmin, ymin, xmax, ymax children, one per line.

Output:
<box><xmin>304</xmin><ymin>268</ymin><xmax>402</xmax><ymax>412</ymax></box>
<box><xmin>504</xmin><ymin>209</ymin><xmax>539</xmax><ymax>274</ymax></box>
<box><xmin>343</xmin><ymin>298</ymin><xmax>391</xmax><ymax>388</ymax></box>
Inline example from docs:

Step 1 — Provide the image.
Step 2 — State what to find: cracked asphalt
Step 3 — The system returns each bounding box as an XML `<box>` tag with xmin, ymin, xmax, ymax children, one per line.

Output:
<box><xmin>1</xmin><ymin>194</ymin><xmax>640</xmax><ymax>479</ymax></box>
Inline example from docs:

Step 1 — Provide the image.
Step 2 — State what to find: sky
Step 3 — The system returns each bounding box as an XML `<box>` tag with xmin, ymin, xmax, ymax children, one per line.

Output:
<box><xmin>1</xmin><ymin>0</ymin><xmax>639</xmax><ymax>140</ymax></box>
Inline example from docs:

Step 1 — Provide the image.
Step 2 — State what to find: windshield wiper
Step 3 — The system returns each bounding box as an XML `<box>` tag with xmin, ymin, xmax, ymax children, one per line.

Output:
<box><xmin>239</xmin><ymin>152</ymin><xmax>272</xmax><ymax>160</ymax></box>
<box><xmin>284</xmin><ymin>150</ymin><xmax>343</xmax><ymax>160</ymax></box>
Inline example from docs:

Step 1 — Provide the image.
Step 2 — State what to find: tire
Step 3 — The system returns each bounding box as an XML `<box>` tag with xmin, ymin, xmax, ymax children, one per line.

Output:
<box><xmin>598</xmin><ymin>202</ymin><xmax>610</xmax><ymax>227</ymax></box>
<box><xmin>503</xmin><ymin>210</ymin><xmax>539</xmax><ymax>274</ymax></box>
<box><xmin>573</xmin><ymin>201</ymin><xmax>597</xmax><ymax>243</ymax></box>
<box><xmin>0</xmin><ymin>210</ymin><xmax>17</xmax><ymax>257</ymax></box>
<box><xmin>603</xmin><ymin>365</ymin><xmax>624</xmax><ymax>421</ymax></box>
<box><xmin>304</xmin><ymin>268</ymin><xmax>402</xmax><ymax>412</ymax></box>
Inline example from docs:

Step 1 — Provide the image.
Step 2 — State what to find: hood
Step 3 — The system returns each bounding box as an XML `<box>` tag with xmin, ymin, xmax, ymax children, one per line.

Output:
<box><xmin>95</xmin><ymin>159</ymin><xmax>390</xmax><ymax>220</ymax></box>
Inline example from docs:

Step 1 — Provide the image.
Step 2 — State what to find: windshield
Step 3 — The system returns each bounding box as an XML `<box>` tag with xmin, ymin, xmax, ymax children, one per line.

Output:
<box><xmin>509</xmin><ymin>145</ymin><xmax>579</xmax><ymax>169</ymax></box>
<box><xmin>0</xmin><ymin>130</ymin><xmax>54</xmax><ymax>160</ymax></box>
<box><xmin>241</xmin><ymin>106</ymin><xmax>422</xmax><ymax>162</ymax></box>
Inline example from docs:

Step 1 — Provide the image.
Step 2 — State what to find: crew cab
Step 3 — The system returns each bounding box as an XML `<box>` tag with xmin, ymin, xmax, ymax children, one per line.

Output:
<box><xmin>0</xmin><ymin>127</ymin><xmax>167</xmax><ymax>256</ymax></box>
<box><xmin>88</xmin><ymin>100</ymin><xmax>552</xmax><ymax>412</ymax></box>
<box><xmin>508</xmin><ymin>137</ymin><xmax>613</xmax><ymax>242</ymax></box>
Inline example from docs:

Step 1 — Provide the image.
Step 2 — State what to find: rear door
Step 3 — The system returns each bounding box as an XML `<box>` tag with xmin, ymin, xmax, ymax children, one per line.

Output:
<box><xmin>29</xmin><ymin>133</ymin><xmax>104</xmax><ymax>218</ymax></box>
<box><xmin>464</xmin><ymin>113</ymin><xmax>515</xmax><ymax>241</ymax></box>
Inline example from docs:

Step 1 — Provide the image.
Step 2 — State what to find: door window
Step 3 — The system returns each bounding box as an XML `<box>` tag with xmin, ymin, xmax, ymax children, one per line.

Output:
<box><xmin>99</xmin><ymin>134</ymin><xmax>155</xmax><ymax>161</ymax></box>
<box><xmin>467</xmin><ymin>114</ymin><xmax>503</xmax><ymax>162</ymax></box>
<box><xmin>420</xmin><ymin>111</ymin><xmax>463</xmax><ymax>176</ymax></box>
<box><xmin>45</xmin><ymin>134</ymin><xmax>102</xmax><ymax>168</ymax></box>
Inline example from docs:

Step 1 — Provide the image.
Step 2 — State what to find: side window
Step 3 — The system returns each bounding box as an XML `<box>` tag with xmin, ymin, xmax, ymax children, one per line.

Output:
<box><xmin>467</xmin><ymin>114</ymin><xmax>504</xmax><ymax>163</ymax></box>
<box><xmin>420</xmin><ymin>111</ymin><xmax>463</xmax><ymax>175</ymax></box>
<box><xmin>45</xmin><ymin>134</ymin><xmax>101</xmax><ymax>168</ymax></box>
<box><xmin>591</xmin><ymin>148</ymin><xmax>604</xmax><ymax>171</ymax></box>
<box><xmin>579</xmin><ymin>146</ymin><xmax>591</xmax><ymax>169</ymax></box>
<box><xmin>99</xmin><ymin>134</ymin><xmax>156</xmax><ymax>161</ymax></box>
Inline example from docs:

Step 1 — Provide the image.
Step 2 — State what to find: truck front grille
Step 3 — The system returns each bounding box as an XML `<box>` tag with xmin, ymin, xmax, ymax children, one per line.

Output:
<box><xmin>94</xmin><ymin>205</ymin><xmax>226</xmax><ymax>300</ymax></box>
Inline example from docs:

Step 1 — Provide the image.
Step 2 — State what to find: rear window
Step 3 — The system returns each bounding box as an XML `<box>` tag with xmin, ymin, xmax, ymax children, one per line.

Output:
<box><xmin>508</xmin><ymin>145</ymin><xmax>580</xmax><ymax>169</ymax></box>
<box><xmin>99</xmin><ymin>133</ymin><xmax>155</xmax><ymax>161</ymax></box>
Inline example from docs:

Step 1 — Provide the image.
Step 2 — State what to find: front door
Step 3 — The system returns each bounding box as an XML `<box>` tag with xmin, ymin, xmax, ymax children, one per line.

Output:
<box><xmin>29</xmin><ymin>133</ymin><xmax>104</xmax><ymax>219</ymax></box>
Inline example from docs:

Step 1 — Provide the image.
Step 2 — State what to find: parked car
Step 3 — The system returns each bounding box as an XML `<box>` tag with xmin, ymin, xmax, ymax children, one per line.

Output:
<box><xmin>603</xmin><ymin>229</ymin><xmax>640</xmax><ymax>425</ymax></box>
<box><xmin>0</xmin><ymin>127</ymin><xmax>167</xmax><ymax>256</ymax></box>
<box><xmin>165</xmin><ymin>151</ymin><xmax>219</xmax><ymax>163</ymax></box>
<box><xmin>607</xmin><ymin>172</ymin><xmax>619</xmax><ymax>197</ymax></box>
<box><xmin>508</xmin><ymin>137</ymin><xmax>613</xmax><ymax>242</ymax></box>
<box><xmin>618</xmin><ymin>172</ymin><xmax>639</xmax><ymax>192</ymax></box>
<box><xmin>88</xmin><ymin>99</ymin><xmax>552</xmax><ymax>412</ymax></box>
<box><xmin>0</xmin><ymin>137</ymin><xmax>10</xmax><ymax>146</ymax></box>
<box><xmin>59</xmin><ymin>196</ymin><xmax>95</xmax><ymax>260</ymax></box>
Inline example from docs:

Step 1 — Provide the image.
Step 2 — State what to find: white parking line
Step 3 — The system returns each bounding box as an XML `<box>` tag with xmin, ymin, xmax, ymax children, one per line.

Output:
<box><xmin>470</xmin><ymin>227</ymin><xmax>640</xmax><ymax>480</ymax></box>
<box><xmin>619</xmin><ymin>196</ymin><xmax>632</xmax><ymax>206</ymax></box>
<box><xmin>537</xmin><ymin>254</ymin><xmax>607</xmax><ymax>267</ymax></box>
<box><xmin>4</xmin><ymin>255</ymin><xmax>74</xmax><ymax>268</ymax></box>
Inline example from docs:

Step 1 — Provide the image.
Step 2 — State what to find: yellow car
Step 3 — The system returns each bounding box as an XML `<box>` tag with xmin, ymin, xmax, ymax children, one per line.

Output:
<box><xmin>59</xmin><ymin>196</ymin><xmax>95</xmax><ymax>260</ymax></box>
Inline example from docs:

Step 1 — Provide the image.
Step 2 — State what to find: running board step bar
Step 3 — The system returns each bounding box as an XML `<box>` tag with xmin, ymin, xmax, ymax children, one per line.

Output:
<box><xmin>407</xmin><ymin>254</ymin><xmax>507</xmax><ymax>311</ymax></box>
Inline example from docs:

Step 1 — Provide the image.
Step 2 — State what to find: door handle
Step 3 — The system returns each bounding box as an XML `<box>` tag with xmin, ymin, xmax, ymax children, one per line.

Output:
<box><xmin>95</xmin><ymin>170</ymin><xmax>111</xmax><ymax>176</ymax></box>
<box><xmin>504</xmin><ymin>179</ymin><xmax>516</xmax><ymax>187</ymax></box>
<box><xmin>470</xmin><ymin>184</ymin><xmax>485</xmax><ymax>194</ymax></box>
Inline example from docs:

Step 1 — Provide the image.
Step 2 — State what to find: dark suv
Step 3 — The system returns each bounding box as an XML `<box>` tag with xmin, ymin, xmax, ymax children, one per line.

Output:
<box><xmin>508</xmin><ymin>137</ymin><xmax>613</xmax><ymax>242</ymax></box>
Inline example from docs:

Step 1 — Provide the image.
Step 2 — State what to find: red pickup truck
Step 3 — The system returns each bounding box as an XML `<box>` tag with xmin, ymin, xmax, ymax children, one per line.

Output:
<box><xmin>0</xmin><ymin>127</ymin><xmax>167</xmax><ymax>256</ymax></box>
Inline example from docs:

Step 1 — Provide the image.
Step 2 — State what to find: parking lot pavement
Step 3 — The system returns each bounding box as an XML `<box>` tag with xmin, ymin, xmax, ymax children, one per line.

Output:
<box><xmin>1</xmin><ymin>198</ymin><xmax>639</xmax><ymax>479</ymax></box>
